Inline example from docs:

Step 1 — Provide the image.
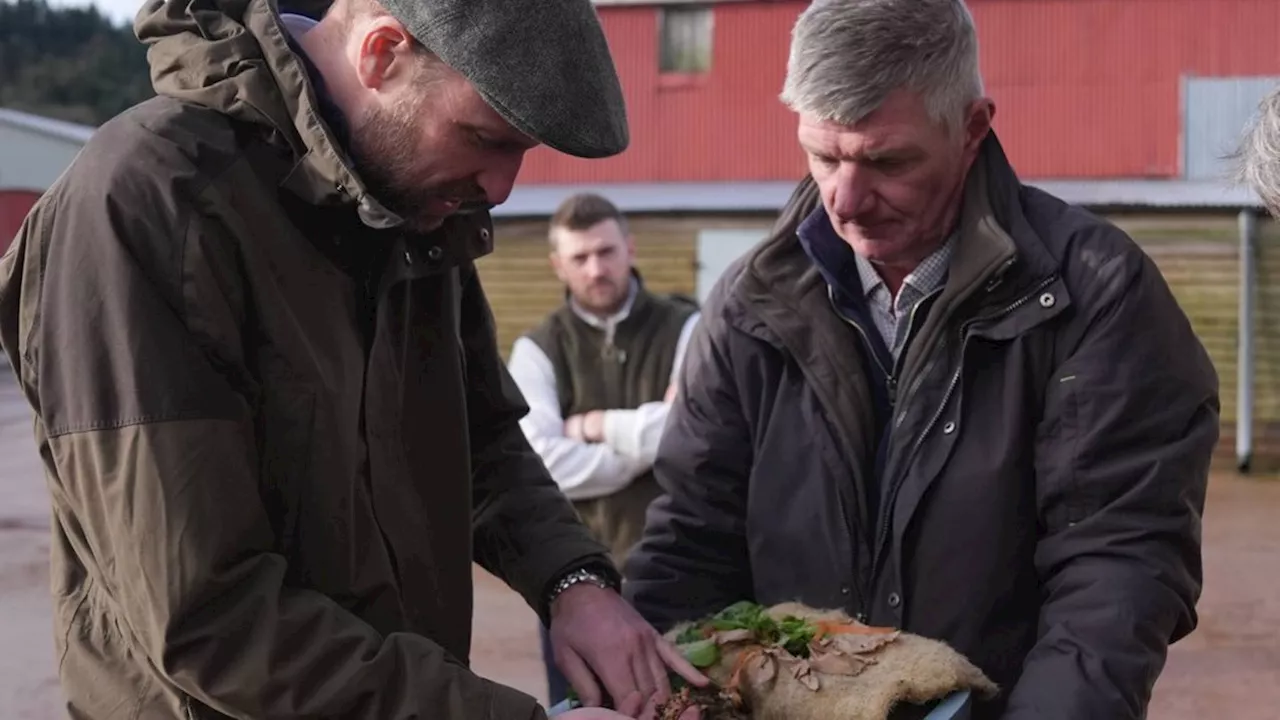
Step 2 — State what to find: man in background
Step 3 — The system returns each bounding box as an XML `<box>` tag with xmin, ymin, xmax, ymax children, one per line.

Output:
<box><xmin>509</xmin><ymin>193</ymin><xmax>700</xmax><ymax>705</ymax></box>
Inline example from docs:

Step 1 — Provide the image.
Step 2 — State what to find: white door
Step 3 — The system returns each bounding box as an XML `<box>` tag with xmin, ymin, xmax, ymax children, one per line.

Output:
<box><xmin>695</xmin><ymin>229</ymin><xmax>770</xmax><ymax>303</ymax></box>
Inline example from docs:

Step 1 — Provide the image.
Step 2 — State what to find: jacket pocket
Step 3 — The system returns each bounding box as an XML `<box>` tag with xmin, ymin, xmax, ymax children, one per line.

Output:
<box><xmin>1037</xmin><ymin>369</ymin><xmax>1087</xmax><ymax>531</ymax></box>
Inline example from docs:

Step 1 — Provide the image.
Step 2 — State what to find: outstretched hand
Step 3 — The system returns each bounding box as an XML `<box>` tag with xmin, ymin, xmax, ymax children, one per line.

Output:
<box><xmin>559</xmin><ymin>706</ymin><xmax>700</xmax><ymax>720</ymax></box>
<box><xmin>549</xmin><ymin>583</ymin><xmax>709</xmax><ymax>717</ymax></box>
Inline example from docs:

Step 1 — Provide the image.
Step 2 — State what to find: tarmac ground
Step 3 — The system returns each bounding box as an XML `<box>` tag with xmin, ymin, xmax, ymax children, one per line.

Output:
<box><xmin>2</xmin><ymin>376</ymin><xmax>1277</xmax><ymax>718</ymax></box>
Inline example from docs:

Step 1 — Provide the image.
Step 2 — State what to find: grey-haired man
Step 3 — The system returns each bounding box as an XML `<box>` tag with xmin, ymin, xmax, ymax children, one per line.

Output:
<box><xmin>1239</xmin><ymin>84</ymin><xmax>1280</xmax><ymax>214</ymax></box>
<box><xmin>626</xmin><ymin>1</ymin><xmax>1218</xmax><ymax>718</ymax></box>
<box><xmin>0</xmin><ymin>0</ymin><xmax>705</xmax><ymax>717</ymax></box>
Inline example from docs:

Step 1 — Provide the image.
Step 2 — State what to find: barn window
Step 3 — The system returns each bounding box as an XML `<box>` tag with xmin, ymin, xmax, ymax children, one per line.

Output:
<box><xmin>658</xmin><ymin>5</ymin><xmax>713</xmax><ymax>74</ymax></box>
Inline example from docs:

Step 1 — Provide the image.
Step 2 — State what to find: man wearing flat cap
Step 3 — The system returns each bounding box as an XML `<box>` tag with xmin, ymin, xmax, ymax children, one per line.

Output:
<box><xmin>0</xmin><ymin>0</ymin><xmax>706</xmax><ymax>717</ymax></box>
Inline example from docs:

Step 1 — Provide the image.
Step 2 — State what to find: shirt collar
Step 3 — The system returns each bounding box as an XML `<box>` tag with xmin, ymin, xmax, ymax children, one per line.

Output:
<box><xmin>570</xmin><ymin>275</ymin><xmax>640</xmax><ymax>329</ymax></box>
<box><xmin>854</xmin><ymin>232</ymin><xmax>957</xmax><ymax>300</ymax></box>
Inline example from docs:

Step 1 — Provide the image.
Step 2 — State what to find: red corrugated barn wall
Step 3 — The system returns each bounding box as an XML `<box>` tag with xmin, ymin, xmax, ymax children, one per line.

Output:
<box><xmin>516</xmin><ymin>0</ymin><xmax>1280</xmax><ymax>184</ymax></box>
<box><xmin>0</xmin><ymin>190</ymin><xmax>40</xmax><ymax>257</ymax></box>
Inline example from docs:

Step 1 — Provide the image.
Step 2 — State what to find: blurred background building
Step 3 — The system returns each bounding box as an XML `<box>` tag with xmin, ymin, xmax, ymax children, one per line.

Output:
<box><xmin>483</xmin><ymin>0</ymin><xmax>1280</xmax><ymax>469</ymax></box>
<box><xmin>0</xmin><ymin>108</ymin><xmax>94</xmax><ymax>256</ymax></box>
<box><xmin>4</xmin><ymin>0</ymin><xmax>1280</xmax><ymax>465</ymax></box>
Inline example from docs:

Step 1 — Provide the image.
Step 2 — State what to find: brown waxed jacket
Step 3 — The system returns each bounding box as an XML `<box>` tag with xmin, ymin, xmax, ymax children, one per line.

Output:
<box><xmin>0</xmin><ymin>0</ymin><xmax>612</xmax><ymax>717</ymax></box>
<box><xmin>625</xmin><ymin>134</ymin><xmax>1220</xmax><ymax>719</ymax></box>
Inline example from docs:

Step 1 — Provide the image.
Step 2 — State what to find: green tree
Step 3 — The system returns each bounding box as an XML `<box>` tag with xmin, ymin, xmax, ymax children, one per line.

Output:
<box><xmin>0</xmin><ymin>0</ymin><xmax>153</xmax><ymax>126</ymax></box>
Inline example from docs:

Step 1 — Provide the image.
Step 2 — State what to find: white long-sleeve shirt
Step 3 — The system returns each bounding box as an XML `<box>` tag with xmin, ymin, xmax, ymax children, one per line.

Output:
<box><xmin>507</xmin><ymin>300</ymin><xmax>700</xmax><ymax>502</ymax></box>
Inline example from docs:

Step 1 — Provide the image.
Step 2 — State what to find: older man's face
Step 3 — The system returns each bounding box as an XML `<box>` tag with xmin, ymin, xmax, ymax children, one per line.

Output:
<box><xmin>798</xmin><ymin>89</ymin><xmax>992</xmax><ymax>273</ymax></box>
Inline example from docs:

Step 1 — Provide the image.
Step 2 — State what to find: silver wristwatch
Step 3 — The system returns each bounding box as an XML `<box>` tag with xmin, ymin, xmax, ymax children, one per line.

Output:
<box><xmin>547</xmin><ymin>567</ymin><xmax>614</xmax><ymax>606</ymax></box>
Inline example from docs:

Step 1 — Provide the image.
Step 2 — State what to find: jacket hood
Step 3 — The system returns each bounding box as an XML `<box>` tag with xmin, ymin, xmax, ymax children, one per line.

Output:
<box><xmin>134</xmin><ymin>0</ymin><xmax>405</xmax><ymax>228</ymax></box>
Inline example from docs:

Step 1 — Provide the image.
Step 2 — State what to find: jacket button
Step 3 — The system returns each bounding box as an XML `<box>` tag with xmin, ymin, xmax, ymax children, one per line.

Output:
<box><xmin>1039</xmin><ymin>292</ymin><xmax>1056</xmax><ymax>308</ymax></box>
<box><xmin>887</xmin><ymin>592</ymin><xmax>902</xmax><ymax>608</ymax></box>
<box><xmin>840</xmin><ymin>586</ymin><xmax>850</xmax><ymax>596</ymax></box>
<box><xmin>402</xmin><ymin>250</ymin><xmax>414</xmax><ymax>265</ymax></box>
<box><xmin>480</xmin><ymin>227</ymin><xmax>492</xmax><ymax>242</ymax></box>
<box><xmin>943</xmin><ymin>421</ymin><xmax>956</xmax><ymax>434</ymax></box>
<box><xmin>427</xmin><ymin>245</ymin><xmax>444</xmax><ymax>261</ymax></box>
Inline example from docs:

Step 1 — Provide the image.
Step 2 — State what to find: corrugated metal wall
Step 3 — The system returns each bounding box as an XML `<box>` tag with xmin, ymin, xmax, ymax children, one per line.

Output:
<box><xmin>1183</xmin><ymin>76</ymin><xmax>1280</xmax><ymax>181</ymax></box>
<box><xmin>0</xmin><ymin>190</ymin><xmax>40</xmax><ymax>256</ymax></box>
<box><xmin>515</xmin><ymin>1</ymin><xmax>807</xmax><ymax>184</ymax></box>
<box><xmin>482</xmin><ymin>211</ymin><xmax>1280</xmax><ymax>467</ymax></box>
<box><xmin>0</xmin><ymin>123</ymin><xmax>84</xmax><ymax>191</ymax></box>
<box><xmin>1111</xmin><ymin>214</ymin><xmax>1280</xmax><ymax>468</ymax></box>
<box><xmin>515</xmin><ymin>0</ymin><xmax>1280</xmax><ymax>184</ymax></box>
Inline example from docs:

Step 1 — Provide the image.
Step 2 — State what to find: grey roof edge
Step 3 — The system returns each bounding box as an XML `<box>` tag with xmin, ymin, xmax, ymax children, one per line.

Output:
<box><xmin>492</xmin><ymin>179</ymin><xmax>1266</xmax><ymax>218</ymax></box>
<box><xmin>0</xmin><ymin>108</ymin><xmax>96</xmax><ymax>146</ymax></box>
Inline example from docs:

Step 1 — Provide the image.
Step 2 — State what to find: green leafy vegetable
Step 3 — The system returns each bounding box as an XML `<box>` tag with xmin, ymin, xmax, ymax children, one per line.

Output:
<box><xmin>680</xmin><ymin>601</ymin><xmax>825</xmax><ymax>660</ymax></box>
<box><xmin>675</xmin><ymin>624</ymin><xmax>706</xmax><ymax>644</ymax></box>
<box><xmin>679</xmin><ymin>638</ymin><xmax>721</xmax><ymax>668</ymax></box>
<box><xmin>777</xmin><ymin>615</ymin><xmax>819</xmax><ymax>657</ymax></box>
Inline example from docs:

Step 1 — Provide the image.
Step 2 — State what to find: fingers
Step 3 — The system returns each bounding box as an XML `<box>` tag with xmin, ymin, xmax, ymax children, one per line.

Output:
<box><xmin>655</xmin><ymin>637</ymin><xmax>710</xmax><ymax>686</ymax></box>
<box><xmin>594</xmin><ymin>632</ymin><xmax>645</xmax><ymax>715</ymax></box>
<box><xmin>635</xmin><ymin>695</ymin><xmax>661</xmax><ymax>720</ymax></box>
<box><xmin>644</xmin><ymin>636</ymin><xmax>672</xmax><ymax>703</ymax></box>
<box><xmin>558</xmin><ymin>646</ymin><xmax>602</xmax><ymax>707</ymax></box>
<box><xmin>632</xmin><ymin>644</ymin><xmax>658</xmax><ymax>703</ymax></box>
<box><xmin>663</xmin><ymin>383</ymin><xmax>678</xmax><ymax>403</ymax></box>
<box><xmin>614</xmin><ymin>689</ymin><xmax>645</xmax><ymax>718</ymax></box>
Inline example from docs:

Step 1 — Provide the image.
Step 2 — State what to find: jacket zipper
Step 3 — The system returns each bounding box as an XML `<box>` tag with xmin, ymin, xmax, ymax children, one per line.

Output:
<box><xmin>886</xmin><ymin>287</ymin><xmax>942</xmax><ymax>405</ymax></box>
<box><xmin>824</xmin><ymin>284</ymin><xmax>938</xmax><ymax>619</ymax></box>
<box><xmin>827</xmin><ymin>285</ymin><xmax>939</xmax><ymax>408</ymax></box>
<box><xmin>826</xmin><ymin>285</ymin><xmax>934</xmax><ymax>622</ymax></box>
<box><xmin>820</xmin><ymin>286</ymin><xmax>881</xmax><ymax>620</ymax></box>
<box><xmin>871</xmin><ymin>273</ymin><xmax>1060</xmax><ymax>581</ymax></box>
<box><xmin>828</xmin><ymin>286</ymin><xmax>893</xmax><ymax>391</ymax></box>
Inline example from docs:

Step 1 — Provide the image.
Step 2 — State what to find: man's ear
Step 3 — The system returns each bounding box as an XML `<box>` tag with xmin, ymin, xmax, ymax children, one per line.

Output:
<box><xmin>963</xmin><ymin>98</ymin><xmax>996</xmax><ymax>154</ymax></box>
<box><xmin>354</xmin><ymin>20</ymin><xmax>417</xmax><ymax>91</ymax></box>
<box><xmin>549</xmin><ymin>249</ymin><xmax>568</xmax><ymax>284</ymax></box>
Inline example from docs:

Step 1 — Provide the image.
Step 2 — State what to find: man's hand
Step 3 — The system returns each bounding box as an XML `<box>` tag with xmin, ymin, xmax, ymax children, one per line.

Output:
<box><xmin>664</xmin><ymin>383</ymin><xmax>678</xmax><ymax>403</ymax></box>
<box><xmin>564</xmin><ymin>411</ymin><xmax>606</xmax><ymax>443</ymax></box>
<box><xmin>549</xmin><ymin>584</ymin><xmax>709</xmax><ymax>716</ymax></box>
<box><xmin>558</xmin><ymin>709</ymin><xmax>638</xmax><ymax>720</ymax></box>
<box><xmin>559</xmin><ymin>706</ymin><xmax>699</xmax><ymax>720</ymax></box>
<box><xmin>559</xmin><ymin>706</ymin><xmax>700</xmax><ymax>720</ymax></box>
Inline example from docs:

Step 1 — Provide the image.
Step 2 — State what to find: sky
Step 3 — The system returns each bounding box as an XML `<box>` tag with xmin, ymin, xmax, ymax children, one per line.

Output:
<box><xmin>48</xmin><ymin>0</ymin><xmax>147</xmax><ymax>26</ymax></box>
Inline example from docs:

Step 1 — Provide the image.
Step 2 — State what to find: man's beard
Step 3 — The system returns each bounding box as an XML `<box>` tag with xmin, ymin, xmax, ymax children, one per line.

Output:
<box><xmin>346</xmin><ymin>97</ymin><xmax>491</xmax><ymax>233</ymax></box>
<box><xmin>576</xmin><ymin>276</ymin><xmax>628</xmax><ymax>316</ymax></box>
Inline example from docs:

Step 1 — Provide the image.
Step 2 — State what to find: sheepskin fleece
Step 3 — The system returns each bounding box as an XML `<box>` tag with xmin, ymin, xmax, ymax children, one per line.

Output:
<box><xmin>666</xmin><ymin>602</ymin><xmax>999</xmax><ymax>720</ymax></box>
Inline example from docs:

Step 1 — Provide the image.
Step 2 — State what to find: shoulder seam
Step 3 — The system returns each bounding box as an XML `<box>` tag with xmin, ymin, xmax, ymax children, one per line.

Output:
<box><xmin>47</xmin><ymin>410</ymin><xmax>244</xmax><ymax>439</ymax></box>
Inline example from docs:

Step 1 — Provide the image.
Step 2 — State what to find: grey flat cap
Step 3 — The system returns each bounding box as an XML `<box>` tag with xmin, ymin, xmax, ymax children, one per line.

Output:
<box><xmin>383</xmin><ymin>0</ymin><xmax>629</xmax><ymax>158</ymax></box>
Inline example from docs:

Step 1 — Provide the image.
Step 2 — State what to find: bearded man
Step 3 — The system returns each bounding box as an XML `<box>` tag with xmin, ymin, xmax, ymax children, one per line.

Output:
<box><xmin>0</xmin><ymin>0</ymin><xmax>705</xmax><ymax>717</ymax></box>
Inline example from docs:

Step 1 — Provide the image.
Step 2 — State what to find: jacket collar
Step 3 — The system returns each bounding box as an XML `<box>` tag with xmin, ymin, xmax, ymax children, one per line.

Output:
<box><xmin>734</xmin><ymin>131</ymin><xmax>1062</xmax><ymax>328</ymax></box>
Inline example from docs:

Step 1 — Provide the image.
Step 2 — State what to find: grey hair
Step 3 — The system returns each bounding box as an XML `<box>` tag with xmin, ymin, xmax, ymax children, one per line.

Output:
<box><xmin>1236</xmin><ymin>85</ymin><xmax>1280</xmax><ymax>215</ymax></box>
<box><xmin>780</xmin><ymin>0</ymin><xmax>985</xmax><ymax>131</ymax></box>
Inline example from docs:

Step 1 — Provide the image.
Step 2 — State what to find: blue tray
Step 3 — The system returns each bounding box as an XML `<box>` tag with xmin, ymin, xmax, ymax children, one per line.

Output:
<box><xmin>546</xmin><ymin>689</ymin><xmax>972</xmax><ymax>718</ymax></box>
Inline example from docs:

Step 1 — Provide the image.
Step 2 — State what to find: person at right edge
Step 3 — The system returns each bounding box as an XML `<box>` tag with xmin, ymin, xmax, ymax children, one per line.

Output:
<box><xmin>624</xmin><ymin>1</ymin><xmax>1220</xmax><ymax>718</ymax></box>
